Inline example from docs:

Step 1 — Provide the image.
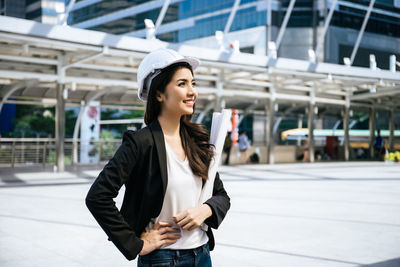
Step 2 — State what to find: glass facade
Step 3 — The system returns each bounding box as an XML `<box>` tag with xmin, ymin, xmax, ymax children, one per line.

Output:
<box><xmin>70</xmin><ymin>0</ymin><xmax>178</xmax><ymax>40</ymax></box>
<box><xmin>24</xmin><ymin>0</ymin><xmax>64</xmax><ymax>23</ymax></box>
<box><xmin>177</xmin><ymin>2</ymin><xmax>267</xmax><ymax>42</ymax></box>
<box><xmin>176</xmin><ymin>0</ymin><xmax>400</xmax><ymax>42</ymax></box>
<box><xmin>332</xmin><ymin>1</ymin><xmax>400</xmax><ymax>37</ymax></box>
<box><xmin>278</xmin><ymin>0</ymin><xmax>400</xmax><ymax>38</ymax></box>
<box><xmin>1</xmin><ymin>0</ymin><xmax>25</xmax><ymax>18</ymax></box>
<box><xmin>67</xmin><ymin>0</ymin><xmax>400</xmax><ymax>42</ymax></box>
<box><xmin>26</xmin><ymin>8</ymin><xmax>42</xmax><ymax>20</ymax></box>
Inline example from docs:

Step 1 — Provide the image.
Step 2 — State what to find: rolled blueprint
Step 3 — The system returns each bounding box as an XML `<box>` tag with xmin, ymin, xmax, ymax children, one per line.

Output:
<box><xmin>199</xmin><ymin>109</ymin><xmax>232</xmax><ymax>231</ymax></box>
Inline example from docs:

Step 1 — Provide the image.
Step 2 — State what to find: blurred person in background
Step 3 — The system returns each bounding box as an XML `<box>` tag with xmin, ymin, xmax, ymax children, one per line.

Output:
<box><xmin>374</xmin><ymin>129</ymin><xmax>385</xmax><ymax>161</ymax></box>
<box><xmin>238</xmin><ymin>130</ymin><xmax>251</xmax><ymax>163</ymax></box>
<box><xmin>223</xmin><ymin>131</ymin><xmax>232</xmax><ymax>165</ymax></box>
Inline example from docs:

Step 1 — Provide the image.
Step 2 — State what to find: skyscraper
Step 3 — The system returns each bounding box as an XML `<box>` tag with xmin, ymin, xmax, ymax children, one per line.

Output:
<box><xmin>1</xmin><ymin>0</ymin><xmax>65</xmax><ymax>24</ymax></box>
<box><xmin>66</xmin><ymin>0</ymin><xmax>399</xmax><ymax>69</ymax></box>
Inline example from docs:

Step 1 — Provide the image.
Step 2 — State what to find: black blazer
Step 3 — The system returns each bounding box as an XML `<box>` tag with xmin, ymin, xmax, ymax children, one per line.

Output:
<box><xmin>85</xmin><ymin>119</ymin><xmax>231</xmax><ymax>261</ymax></box>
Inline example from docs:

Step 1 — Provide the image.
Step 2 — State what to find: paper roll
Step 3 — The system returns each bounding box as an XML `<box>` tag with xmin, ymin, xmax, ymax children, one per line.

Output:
<box><xmin>199</xmin><ymin>109</ymin><xmax>231</xmax><ymax>231</ymax></box>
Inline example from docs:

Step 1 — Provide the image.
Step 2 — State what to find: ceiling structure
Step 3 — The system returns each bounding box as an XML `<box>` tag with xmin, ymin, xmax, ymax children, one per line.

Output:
<box><xmin>0</xmin><ymin>16</ymin><xmax>399</xmax><ymax>119</ymax></box>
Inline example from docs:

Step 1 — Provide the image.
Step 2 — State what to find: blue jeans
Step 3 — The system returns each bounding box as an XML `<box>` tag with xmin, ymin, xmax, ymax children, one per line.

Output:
<box><xmin>137</xmin><ymin>243</ymin><xmax>212</xmax><ymax>267</ymax></box>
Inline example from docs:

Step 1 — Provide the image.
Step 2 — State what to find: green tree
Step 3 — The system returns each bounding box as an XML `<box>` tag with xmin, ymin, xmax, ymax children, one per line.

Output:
<box><xmin>100</xmin><ymin>108</ymin><xmax>144</xmax><ymax>138</ymax></box>
<box><xmin>13</xmin><ymin>106</ymin><xmax>55</xmax><ymax>137</ymax></box>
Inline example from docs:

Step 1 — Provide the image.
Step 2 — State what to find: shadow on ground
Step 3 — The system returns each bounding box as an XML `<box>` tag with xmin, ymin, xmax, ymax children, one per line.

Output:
<box><xmin>360</xmin><ymin>258</ymin><xmax>400</xmax><ymax>267</ymax></box>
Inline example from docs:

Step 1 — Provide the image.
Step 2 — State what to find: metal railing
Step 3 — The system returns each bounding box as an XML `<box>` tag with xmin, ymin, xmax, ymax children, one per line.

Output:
<box><xmin>0</xmin><ymin>138</ymin><xmax>121</xmax><ymax>168</ymax></box>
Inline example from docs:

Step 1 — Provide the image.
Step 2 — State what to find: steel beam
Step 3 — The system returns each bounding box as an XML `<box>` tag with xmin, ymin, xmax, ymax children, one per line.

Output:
<box><xmin>238</xmin><ymin>102</ymin><xmax>260</xmax><ymax>125</ymax></box>
<box><xmin>72</xmin><ymin>87</ymin><xmax>127</xmax><ymax>164</ymax></box>
<box><xmin>63</xmin><ymin>48</ymin><xmax>108</xmax><ymax>70</ymax></box>
<box><xmin>195</xmin><ymin>102</ymin><xmax>214</xmax><ymax>124</ymax></box>
<box><xmin>128</xmin><ymin>19</ymin><xmax>195</xmax><ymax>38</ymax></box>
<box><xmin>315</xmin><ymin>0</ymin><xmax>338</xmax><ymax>61</ymax></box>
<box><xmin>275</xmin><ymin>0</ymin><xmax>296</xmax><ymax>51</ymax></box>
<box><xmin>59</xmin><ymin>0</ymin><xmax>76</xmax><ymax>25</ymax></box>
<box><xmin>1</xmin><ymin>16</ymin><xmax>400</xmax><ymax>84</ymax></box>
<box><xmin>73</xmin><ymin>0</ymin><xmax>183</xmax><ymax>29</ymax></box>
<box><xmin>1</xmin><ymin>17</ymin><xmax>400</xmax><ymax>85</ymax></box>
<box><xmin>337</xmin><ymin>0</ymin><xmax>400</xmax><ymax>19</ymax></box>
<box><xmin>70</xmin><ymin>0</ymin><xmax>103</xmax><ymax>12</ymax></box>
<box><xmin>99</xmin><ymin>118</ymin><xmax>144</xmax><ymax>125</ymax></box>
<box><xmin>350</xmin><ymin>87</ymin><xmax>400</xmax><ymax>101</ymax></box>
<box><xmin>0</xmin><ymin>80</ymin><xmax>38</xmax><ymax>114</ymax></box>
<box><xmin>153</xmin><ymin>0</ymin><xmax>171</xmax><ymax>38</ymax></box>
<box><xmin>0</xmin><ymin>54</ymin><xmax>57</xmax><ymax>65</ymax></box>
<box><xmin>224</xmin><ymin>0</ymin><xmax>241</xmax><ymax>34</ymax></box>
<box><xmin>350</xmin><ymin>0</ymin><xmax>376</xmax><ymax>66</ymax></box>
<box><xmin>126</xmin><ymin>1</ymin><xmax>261</xmax><ymax>37</ymax></box>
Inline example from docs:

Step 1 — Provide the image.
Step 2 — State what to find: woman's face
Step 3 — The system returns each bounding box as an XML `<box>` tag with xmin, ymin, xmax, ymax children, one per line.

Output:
<box><xmin>157</xmin><ymin>67</ymin><xmax>198</xmax><ymax>117</ymax></box>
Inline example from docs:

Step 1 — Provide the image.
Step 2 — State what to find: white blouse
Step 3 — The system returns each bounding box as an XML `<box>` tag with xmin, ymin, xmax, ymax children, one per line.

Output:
<box><xmin>145</xmin><ymin>141</ymin><xmax>208</xmax><ymax>249</ymax></box>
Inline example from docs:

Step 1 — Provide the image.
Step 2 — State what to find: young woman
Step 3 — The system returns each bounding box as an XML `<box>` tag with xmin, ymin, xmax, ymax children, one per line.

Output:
<box><xmin>86</xmin><ymin>48</ymin><xmax>231</xmax><ymax>266</ymax></box>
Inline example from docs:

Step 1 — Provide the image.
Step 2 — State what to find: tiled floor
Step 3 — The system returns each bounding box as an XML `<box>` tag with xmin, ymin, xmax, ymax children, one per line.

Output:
<box><xmin>1</xmin><ymin>162</ymin><xmax>399</xmax><ymax>267</ymax></box>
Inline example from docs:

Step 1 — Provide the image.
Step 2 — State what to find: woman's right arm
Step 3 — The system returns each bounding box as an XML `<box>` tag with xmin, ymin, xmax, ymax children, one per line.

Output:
<box><xmin>85</xmin><ymin>131</ymin><xmax>143</xmax><ymax>261</ymax></box>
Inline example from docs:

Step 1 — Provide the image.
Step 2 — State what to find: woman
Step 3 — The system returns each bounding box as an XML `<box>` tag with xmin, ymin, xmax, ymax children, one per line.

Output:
<box><xmin>85</xmin><ymin>48</ymin><xmax>231</xmax><ymax>266</ymax></box>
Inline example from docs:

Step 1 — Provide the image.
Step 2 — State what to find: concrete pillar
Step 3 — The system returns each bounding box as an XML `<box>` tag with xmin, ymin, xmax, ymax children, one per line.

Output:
<box><xmin>343</xmin><ymin>106</ymin><xmax>350</xmax><ymax>161</ymax></box>
<box><xmin>266</xmin><ymin>99</ymin><xmax>275</xmax><ymax>164</ymax></box>
<box><xmin>389</xmin><ymin>109</ymin><xmax>394</xmax><ymax>152</ymax></box>
<box><xmin>215</xmin><ymin>72</ymin><xmax>224</xmax><ymax>113</ymax></box>
<box><xmin>368</xmin><ymin>107</ymin><xmax>376</xmax><ymax>159</ymax></box>
<box><xmin>266</xmin><ymin>0</ymin><xmax>272</xmax><ymax>50</ymax></box>
<box><xmin>214</xmin><ymin>96</ymin><xmax>222</xmax><ymax>113</ymax></box>
<box><xmin>297</xmin><ymin>116</ymin><xmax>303</xmax><ymax>146</ymax></box>
<box><xmin>55</xmin><ymin>83</ymin><xmax>65</xmax><ymax>172</ymax></box>
<box><xmin>307</xmin><ymin>103</ymin><xmax>315</xmax><ymax>162</ymax></box>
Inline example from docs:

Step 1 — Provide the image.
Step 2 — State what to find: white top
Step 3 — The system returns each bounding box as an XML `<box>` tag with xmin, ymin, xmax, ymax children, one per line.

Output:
<box><xmin>145</xmin><ymin>141</ymin><xmax>208</xmax><ymax>249</ymax></box>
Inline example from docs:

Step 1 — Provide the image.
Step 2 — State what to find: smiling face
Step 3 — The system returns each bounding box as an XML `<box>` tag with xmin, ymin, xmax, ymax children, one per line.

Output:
<box><xmin>156</xmin><ymin>67</ymin><xmax>198</xmax><ymax>118</ymax></box>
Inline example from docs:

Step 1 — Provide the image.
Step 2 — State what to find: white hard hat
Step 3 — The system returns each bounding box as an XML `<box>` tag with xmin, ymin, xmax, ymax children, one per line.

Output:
<box><xmin>137</xmin><ymin>48</ymin><xmax>200</xmax><ymax>102</ymax></box>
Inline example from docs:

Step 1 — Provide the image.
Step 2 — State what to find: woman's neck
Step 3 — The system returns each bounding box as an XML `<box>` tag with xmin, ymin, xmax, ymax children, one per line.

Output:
<box><xmin>157</xmin><ymin>112</ymin><xmax>181</xmax><ymax>138</ymax></box>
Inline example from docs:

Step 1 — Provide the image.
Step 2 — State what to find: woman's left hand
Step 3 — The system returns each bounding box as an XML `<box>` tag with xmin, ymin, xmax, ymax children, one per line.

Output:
<box><xmin>173</xmin><ymin>204</ymin><xmax>212</xmax><ymax>231</ymax></box>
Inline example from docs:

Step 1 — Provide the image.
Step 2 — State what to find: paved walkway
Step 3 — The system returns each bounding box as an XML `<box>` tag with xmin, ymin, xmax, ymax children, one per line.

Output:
<box><xmin>1</xmin><ymin>162</ymin><xmax>400</xmax><ymax>266</ymax></box>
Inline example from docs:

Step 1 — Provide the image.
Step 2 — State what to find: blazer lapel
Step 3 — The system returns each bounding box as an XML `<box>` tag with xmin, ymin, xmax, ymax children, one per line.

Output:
<box><xmin>149</xmin><ymin>119</ymin><xmax>168</xmax><ymax>196</ymax></box>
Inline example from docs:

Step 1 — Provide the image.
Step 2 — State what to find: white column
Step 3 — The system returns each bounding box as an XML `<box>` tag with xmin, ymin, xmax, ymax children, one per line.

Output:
<box><xmin>55</xmin><ymin>83</ymin><xmax>65</xmax><ymax>172</ymax></box>
<box><xmin>368</xmin><ymin>107</ymin><xmax>376</xmax><ymax>159</ymax></box>
<box><xmin>343</xmin><ymin>106</ymin><xmax>350</xmax><ymax>161</ymax></box>
<box><xmin>307</xmin><ymin>103</ymin><xmax>315</xmax><ymax>163</ymax></box>
<box><xmin>266</xmin><ymin>99</ymin><xmax>275</xmax><ymax>164</ymax></box>
<box><xmin>389</xmin><ymin>109</ymin><xmax>394</xmax><ymax>152</ymax></box>
<box><xmin>297</xmin><ymin>115</ymin><xmax>303</xmax><ymax>146</ymax></box>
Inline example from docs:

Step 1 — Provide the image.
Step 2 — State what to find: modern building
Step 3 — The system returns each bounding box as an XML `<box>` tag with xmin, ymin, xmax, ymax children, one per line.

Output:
<box><xmin>67</xmin><ymin>0</ymin><xmax>400</xmax><ymax>69</ymax></box>
<box><xmin>1</xmin><ymin>0</ymin><xmax>65</xmax><ymax>24</ymax></box>
<box><xmin>0</xmin><ymin>1</ymin><xmax>399</xmax><ymax>168</ymax></box>
<box><xmin>66</xmin><ymin>0</ymin><xmax>400</xmax><ymax>147</ymax></box>
<box><xmin>0</xmin><ymin>0</ymin><xmax>25</xmax><ymax>18</ymax></box>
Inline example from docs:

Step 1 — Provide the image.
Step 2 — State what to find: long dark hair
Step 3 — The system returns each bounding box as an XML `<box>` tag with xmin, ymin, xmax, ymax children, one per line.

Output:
<box><xmin>144</xmin><ymin>62</ymin><xmax>214</xmax><ymax>180</ymax></box>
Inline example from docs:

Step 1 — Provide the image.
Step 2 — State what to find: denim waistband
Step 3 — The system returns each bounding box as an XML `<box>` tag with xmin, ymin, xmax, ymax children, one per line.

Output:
<box><xmin>139</xmin><ymin>243</ymin><xmax>209</xmax><ymax>261</ymax></box>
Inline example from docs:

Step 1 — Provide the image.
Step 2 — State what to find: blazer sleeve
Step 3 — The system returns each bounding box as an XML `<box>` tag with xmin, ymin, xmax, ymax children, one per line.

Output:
<box><xmin>85</xmin><ymin>131</ymin><xmax>143</xmax><ymax>261</ymax></box>
<box><xmin>203</xmin><ymin>172</ymin><xmax>231</xmax><ymax>229</ymax></box>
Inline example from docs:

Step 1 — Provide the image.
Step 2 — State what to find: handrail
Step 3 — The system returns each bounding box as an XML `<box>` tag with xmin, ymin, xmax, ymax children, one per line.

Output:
<box><xmin>0</xmin><ymin>138</ymin><xmax>121</xmax><ymax>168</ymax></box>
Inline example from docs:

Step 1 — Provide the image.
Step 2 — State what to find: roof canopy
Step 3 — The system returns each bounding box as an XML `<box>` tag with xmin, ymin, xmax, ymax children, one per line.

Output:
<box><xmin>0</xmin><ymin>16</ymin><xmax>399</xmax><ymax>115</ymax></box>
